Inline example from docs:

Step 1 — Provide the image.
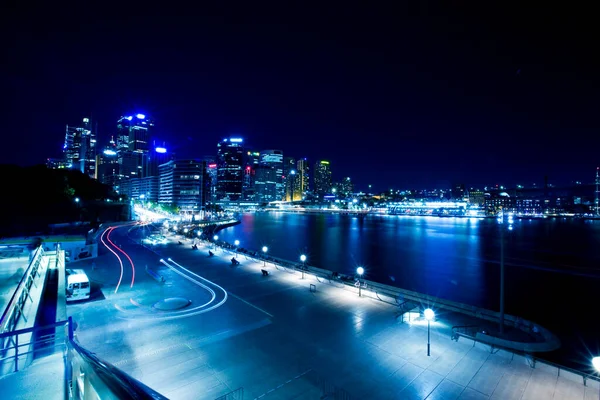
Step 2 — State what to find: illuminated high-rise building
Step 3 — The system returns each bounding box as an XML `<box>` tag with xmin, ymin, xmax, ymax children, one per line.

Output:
<box><xmin>296</xmin><ymin>158</ymin><xmax>310</xmax><ymax>199</ymax></box>
<box><xmin>63</xmin><ymin>117</ymin><xmax>96</xmax><ymax>178</ymax></box>
<box><xmin>96</xmin><ymin>137</ymin><xmax>119</xmax><ymax>187</ymax></box>
<box><xmin>158</xmin><ymin>159</ymin><xmax>211</xmax><ymax>214</ymax></box>
<box><xmin>242</xmin><ymin>151</ymin><xmax>260</xmax><ymax>201</ymax></box>
<box><xmin>260</xmin><ymin>150</ymin><xmax>284</xmax><ymax>201</ymax></box>
<box><xmin>283</xmin><ymin>157</ymin><xmax>296</xmax><ymax>201</ymax></box>
<box><xmin>116</xmin><ymin>114</ymin><xmax>154</xmax><ymax>180</ymax></box>
<box><xmin>216</xmin><ymin>138</ymin><xmax>244</xmax><ymax>201</ymax></box>
<box><xmin>313</xmin><ymin>160</ymin><xmax>332</xmax><ymax>199</ymax></box>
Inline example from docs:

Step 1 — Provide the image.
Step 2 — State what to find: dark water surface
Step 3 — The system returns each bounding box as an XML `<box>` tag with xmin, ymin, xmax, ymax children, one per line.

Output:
<box><xmin>218</xmin><ymin>212</ymin><xmax>600</xmax><ymax>370</ymax></box>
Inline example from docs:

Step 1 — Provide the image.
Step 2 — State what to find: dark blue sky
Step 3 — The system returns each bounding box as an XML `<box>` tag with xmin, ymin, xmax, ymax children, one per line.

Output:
<box><xmin>2</xmin><ymin>3</ymin><xmax>598</xmax><ymax>190</ymax></box>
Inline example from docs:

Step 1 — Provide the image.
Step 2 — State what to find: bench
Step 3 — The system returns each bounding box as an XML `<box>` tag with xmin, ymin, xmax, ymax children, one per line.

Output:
<box><xmin>261</xmin><ymin>269</ymin><xmax>269</xmax><ymax>276</ymax></box>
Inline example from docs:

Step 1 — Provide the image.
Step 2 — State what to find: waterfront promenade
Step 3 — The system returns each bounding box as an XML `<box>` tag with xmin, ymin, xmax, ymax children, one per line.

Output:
<box><xmin>64</xmin><ymin>226</ymin><xmax>598</xmax><ymax>399</ymax></box>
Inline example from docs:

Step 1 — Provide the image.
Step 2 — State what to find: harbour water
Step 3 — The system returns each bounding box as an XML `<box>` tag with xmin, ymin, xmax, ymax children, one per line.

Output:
<box><xmin>217</xmin><ymin>211</ymin><xmax>600</xmax><ymax>371</ymax></box>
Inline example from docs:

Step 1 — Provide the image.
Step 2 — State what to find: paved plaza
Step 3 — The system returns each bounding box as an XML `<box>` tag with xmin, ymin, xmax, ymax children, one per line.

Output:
<box><xmin>61</xmin><ymin>227</ymin><xmax>600</xmax><ymax>399</ymax></box>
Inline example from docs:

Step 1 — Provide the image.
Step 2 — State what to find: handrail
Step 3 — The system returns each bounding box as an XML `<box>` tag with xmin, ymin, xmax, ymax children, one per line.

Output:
<box><xmin>0</xmin><ymin>246</ymin><xmax>42</xmax><ymax>327</ymax></box>
<box><xmin>0</xmin><ymin>246</ymin><xmax>45</xmax><ymax>334</ymax></box>
<box><xmin>451</xmin><ymin>325</ymin><xmax>480</xmax><ymax>340</ymax></box>
<box><xmin>69</xmin><ymin>339</ymin><xmax>167</xmax><ymax>400</ymax></box>
<box><xmin>1</xmin><ymin>317</ymin><xmax>168</xmax><ymax>398</ymax></box>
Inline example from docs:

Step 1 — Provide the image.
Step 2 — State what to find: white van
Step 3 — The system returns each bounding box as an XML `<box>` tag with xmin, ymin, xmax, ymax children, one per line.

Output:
<box><xmin>66</xmin><ymin>269</ymin><xmax>90</xmax><ymax>302</ymax></box>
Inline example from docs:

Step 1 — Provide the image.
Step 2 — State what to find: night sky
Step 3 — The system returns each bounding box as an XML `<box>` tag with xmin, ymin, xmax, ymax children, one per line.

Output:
<box><xmin>2</xmin><ymin>4</ymin><xmax>598</xmax><ymax>190</ymax></box>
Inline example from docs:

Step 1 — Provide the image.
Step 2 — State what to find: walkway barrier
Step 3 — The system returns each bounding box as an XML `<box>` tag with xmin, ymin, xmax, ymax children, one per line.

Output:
<box><xmin>0</xmin><ymin>246</ymin><xmax>46</xmax><ymax>336</ymax></box>
<box><xmin>214</xmin><ymin>387</ymin><xmax>244</xmax><ymax>400</ymax></box>
<box><xmin>0</xmin><ymin>317</ymin><xmax>168</xmax><ymax>399</ymax></box>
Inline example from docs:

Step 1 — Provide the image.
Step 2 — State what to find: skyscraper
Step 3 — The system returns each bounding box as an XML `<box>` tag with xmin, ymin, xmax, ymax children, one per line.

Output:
<box><xmin>216</xmin><ymin>138</ymin><xmax>244</xmax><ymax>201</ymax></box>
<box><xmin>158</xmin><ymin>159</ymin><xmax>211</xmax><ymax>214</ymax></box>
<box><xmin>296</xmin><ymin>158</ymin><xmax>310</xmax><ymax>199</ymax></box>
<box><xmin>63</xmin><ymin>117</ymin><xmax>96</xmax><ymax>178</ymax></box>
<box><xmin>116</xmin><ymin>114</ymin><xmax>154</xmax><ymax>180</ymax></box>
<box><xmin>313</xmin><ymin>160</ymin><xmax>332</xmax><ymax>199</ymax></box>
<box><xmin>283</xmin><ymin>157</ymin><xmax>296</xmax><ymax>201</ymax></box>
<box><xmin>243</xmin><ymin>151</ymin><xmax>260</xmax><ymax>201</ymax></box>
<box><xmin>260</xmin><ymin>150</ymin><xmax>284</xmax><ymax>201</ymax></box>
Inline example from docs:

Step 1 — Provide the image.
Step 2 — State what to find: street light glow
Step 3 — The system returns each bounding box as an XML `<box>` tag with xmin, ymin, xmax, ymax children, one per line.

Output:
<box><xmin>213</xmin><ymin>235</ymin><xmax>219</xmax><ymax>241</ymax></box>
<box><xmin>424</xmin><ymin>308</ymin><xmax>435</xmax><ymax>321</ymax></box>
<box><xmin>356</xmin><ymin>267</ymin><xmax>364</xmax><ymax>275</ymax></box>
<box><xmin>262</xmin><ymin>246</ymin><xmax>268</xmax><ymax>253</ymax></box>
<box><xmin>300</xmin><ymin>254</ymin><xmax>307</xmax><ymax>262</ymax></box>
<box><xmin>74</xmin><ymin>197</ymin><xmax>80</xmax><ymax>203</ymax></box>
<box><xmin>593</xmin><ymin>357</ymin><xmax>600</xmax><ymax>372</ymax></box>
<box><xmin>234</xmin><ymin>240</ymin><xmax>240</xmax><ymax>246</ymax></box>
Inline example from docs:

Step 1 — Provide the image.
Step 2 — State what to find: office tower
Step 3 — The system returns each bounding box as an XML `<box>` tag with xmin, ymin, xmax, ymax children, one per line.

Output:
<box><xmin>116</xmin><ymin>114</ymin><xmax>154</xmax><ymax>180</ymax></box>
<box><xmin>96</xmin><ymin>139</ymin><xmax>119</xmax><ymax>187</ymax></box>
<box><xmin>283</xmin><ymin>157</ymin><xmax>296</xmax><ymax>201</ymax></box>
<box><xmin>313</xmin><ymin>160</ymin><xmax>332</xmax><ymax>199</ymax></box>
<box><xmin>334</xmin><ymin>177</ymin><xmax>353</xmax><ymax>198</ymax></box>
<box><xmin>158</xmin><ymin>160</ymin><xmax>211</xmax><ymax>214</ymax></box>
<box><xmin>260</xmin><ymin>150</ymin><xmax>284</xmax><ymax>201</ymax></box>
<box><xmin>144</xmin><ymin>142</ymin><xmax>172</xmax><ymax>178</ymax></box>
<box><xmin>243</xmin><ymin>151</ymin><xmax>260</xmax><ymax>201</ymax></box>
<box><xmin>63</xmin><ymin>117</ymin><xmax>96</xmax><ymax>178</ymax></box>
<box><xmin>205</xmin><ymin>160</ymin><xmax>218</xmax><ymax>205</ymax></box>
<box><xmin>216</xmin><ymin>138</ymin><xmax>244</xmax><ymax>201</ymax></box>
<box><xmin>296</xmin><ymin>158</ymin><xmax>310</xmax><ymax>199</ymax></box>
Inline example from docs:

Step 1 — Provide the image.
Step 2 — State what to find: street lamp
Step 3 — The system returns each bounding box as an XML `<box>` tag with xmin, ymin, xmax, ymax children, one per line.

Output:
<box><xmin>356</xmin><ymin>267</ymin><xmax>364</xmax><ymax>297</ymax></box>
<box><xmin>498</xmin><ymin>215</ymin><xmax>513</xmax><ymax>335</ymax></box>
<box><xmin>234</xmin><ymin>240</ymin><xmax>240</xmax><ymax>247</ymax></box>
<box><xmin>74</xmin><ymin>197</ymin><xmax>80</xmax><ymax>203</ymax></box>
<box><xmin>300</xmin><ymin>254</ymin><xmax>307</xmax><ymax>279</ymax></box>
<box><xmin>262</xmin><ymin>246</ymin><xmax>268</xmax><ymax>266</ymax></box>
<box><xmin>593</xmin><ymin>357</ymin><xmax>600</xmax><ymax>400</ymax></box>
<box><xmin>424</xmin><ymin>308</ymin><xmax>435</xmax><ymax>356</ymax></box>
<box><xmin>213</xmin><ymin>235</ymin><xmax>219</xmax><ymax>250</ymax></box>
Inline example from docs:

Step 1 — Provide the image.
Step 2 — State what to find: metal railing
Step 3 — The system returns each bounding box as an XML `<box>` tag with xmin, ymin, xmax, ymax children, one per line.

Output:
<box><xmin>0</xmin><ymin>319</ymin><xmax>68</xmax><ymax>375</ymax></box>
<box><xmin>0</xmin><ymin>246</ymin><xmax>46</xmax><ymax>336</ymax></box>
<box><xmin>0</xmin><ymin>317</ymin><xmax>168</xmax><ymax>399</ymax></box>
<box><xmin>215</xmin><ymin>387</ymin><xmax>244</xmax><ymax>400</ymax></box>
<box><xmin>451</xmin><ymin>325</ymin><xmax>481</xmax><ymax>341</ymax></box>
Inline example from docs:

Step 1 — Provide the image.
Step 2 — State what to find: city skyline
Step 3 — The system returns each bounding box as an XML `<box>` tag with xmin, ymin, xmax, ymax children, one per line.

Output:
<box><xmin>3</xmin><ymin>5</ymin><xmax>598</xmax><ymax>189</ymax></box>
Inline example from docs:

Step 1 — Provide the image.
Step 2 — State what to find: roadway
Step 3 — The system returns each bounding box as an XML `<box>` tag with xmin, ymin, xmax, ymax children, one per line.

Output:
<box><xmin>65</xmin><ymin>223</ymin><xmax>598</xmax><ymax>399</ymax></box>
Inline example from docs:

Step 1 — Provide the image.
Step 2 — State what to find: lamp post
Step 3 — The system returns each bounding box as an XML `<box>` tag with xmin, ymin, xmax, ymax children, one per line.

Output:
<box><xmin>498</xmin><ymin>214</ymin><xmax>513</xmax><ymax>335</ymax></box>
<box><xmin>262</xmin><ymin>246</ymin><xmax>268</xmax><ymax>266</ymax></box>
<box><xmin>592</xmin><ymin>357</ymin><xmax>600</xmax><ymax>400</ymax></box>
<box><xmin>213</xmin><ymin>235</ymin><xmax>219</xmax><ymax>250</ymax></box>
<box><xmin>356</xmin><ymin>267</ymin><xmax>364</xmax><ymax>297</ymax></box>
<box><xmin>424</xmin><ymin>308</ymin><xmax>435</xmax><ymax>356</ymax></box>
<box><xmin>300</xmin><ymin>254</ymin><xmax>307</xmax><ymax>279</ymax></box>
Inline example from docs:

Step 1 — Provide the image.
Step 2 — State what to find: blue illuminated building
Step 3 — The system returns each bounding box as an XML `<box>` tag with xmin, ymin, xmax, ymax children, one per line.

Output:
<box><xmin>216</xmin><ymin>138</ymin><xmax>245</xmax><ymax>201</ymax></box>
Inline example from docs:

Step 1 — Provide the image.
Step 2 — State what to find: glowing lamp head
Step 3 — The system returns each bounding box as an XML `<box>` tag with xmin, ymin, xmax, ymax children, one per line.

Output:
<box><xmin>356</xmin><ymin>267</ymin><xmax>364</xmax><ymax>276</ymax></box>
<box><xmin>262</xmin><ymin>246</ymin><xmax>268</xmax><ymax>253</ymax></box>
<box><xmin>234</xmin><ymin>240</ymin><xmax>240</xmax><ymax>246</ymax></box>
<box><xmin>213</xmin><ymin>235</ymin><xmax>219</xmax><ymax>241</ymax></box>
<box><xmin>74</xmin><ymin>197</ymin><xmax>80</xmax><ymax>203</ymax></box>
<box><xmin>424</xmin><ymin>308</ymin><xmax>435</xmax><ymax>321</ymax></box>
<box><xmin>300</xmin><ymin>254</ymin><xmax>307</xmax><ymax>262</ymax></box>
<box><xmin>593</xmin><ymin>357</ymin><xmax>600</xmax><ymax>372</ymax></box>
<box><xmin>155</xmin><ymin>147</ymin><xmax>167</xmax><ymax>153</ymax></box>
<box><xmin>136</xmin><ymin>113</ymin><xmax>145</xmax><ymax>119</ymax></box>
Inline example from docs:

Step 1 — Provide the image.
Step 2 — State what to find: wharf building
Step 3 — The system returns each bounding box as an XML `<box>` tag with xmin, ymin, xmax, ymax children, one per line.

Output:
<box><xmin>216</xmin><ymin>138</ymin><xmax>244</xmax><ymax>201</ymax></box>
<box><xmin>62</xmin><ymin>117</ymin><xmax>97</xmax><ymax>179</ymax></box>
